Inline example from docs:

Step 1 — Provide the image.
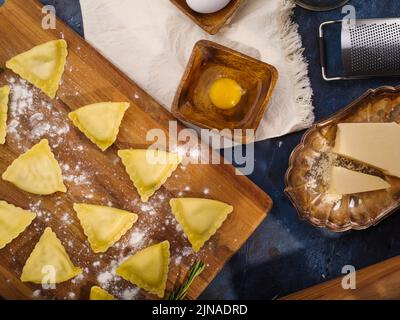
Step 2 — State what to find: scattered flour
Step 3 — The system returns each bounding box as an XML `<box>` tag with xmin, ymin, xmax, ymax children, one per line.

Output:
<box><xmin>3</xmin><ymin>76</ymin><xmax>199</xmax><ymax>300</ymax></box>
<box><xmin>31</xmin><ymin>123</ymin><xmax>51</xmax><ymax>139</ymax></box>
<box><xmin>28</xmin><ymin>200</ymin><xmax>47</xmax><ymax>219</ymax></box>
<box><xmin>9</xmin><ymin>79</ymin><xmax>34</xmax><ymax>116</ymax></box>
<box><xmin>140</xmin><ymin>203</ymin><xmax>156</xmax><ymax>216</ymax></box>
<box><xmin>97</xmin><ymin>271</ymin><xmax>113</xmax><ymax>287</ymax></box>
<box><xmin>41</xmin><ymin>100</ymin><xmax>51</xmax><ymax>110</ymax></box>
<box><xmin>64</xmin><ymin>173</ymin><xmax>90</xmax><ymax>185</ymax></box>
<box><xmin>61</xmin><ymin>213</ymin><xmax>73</xmax><ymax>225</ymax></box>
<box><xmin>140</xmin><ymin>203</ymin><xmax>152</xmax><ymax>212</ymax></box>
<box><xmin>7</xmin><ymin>119</ymin><xmax>20</xmax><ymax>139</ymax></box>
<box><xmin>157</xmin><ymin>193</ymin><xmax>165</xmax><ymax>201</ymax></box>
<box><xmin>67</xmin><ymin>292</ymin><xmax>76</xmax><ymax>299</ymax></box>
<box><xmin>129</xmin><ymin>230</ymin><xmax>146</xmax><ymax>248</ymax></box>
<box><xmin>32</xmin><ymin>290</ymin><xmax>41</xmax><ymax>298</ymax></box>
<box><xmin>175</xmin><ymin>224</ymin><xmax>183</xmax><ymax>233</ymax></box>
<box><xmin>6</xmin><ymin>77</ymin><xmax>71</xmax><ymax>147</ymax></box>
<box><xmin>121</xmin><ymin>288</ymin><xmax>139</xmax><ymax>300</ymax></box>
<box><xmin>71</xmin><ymin>273</ymin><xmax>84</xmax><ymax>284</ymax></box>
<box><xmin>181</xmin><ymin>247</ymin><xmax>192</xmax><ymax>257</ymax></box>
<box><xmin>174</xmin><ymin>255</ymin><xmax>182</xmax><ymax>265</ymax></box>
<box><xmin>174</xmin><ymin>247</ymin><xmax>192</xmax><ymax>265</ymax></box>
<box><xmin>29</xmin><ymin>113</ymin><xmax>44</xmax><ymax>123</ymax></box>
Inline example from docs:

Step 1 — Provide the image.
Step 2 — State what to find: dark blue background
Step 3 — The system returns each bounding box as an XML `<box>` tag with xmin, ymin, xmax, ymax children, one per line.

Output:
<box><xmin>3</xmin><ymin>0</ymin><xmax>400</xmax><ymax>299</ymax></box>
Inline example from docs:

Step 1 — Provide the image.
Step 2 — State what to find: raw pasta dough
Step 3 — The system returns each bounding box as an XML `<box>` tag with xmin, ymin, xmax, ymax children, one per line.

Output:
<box><xmin>0</xmin><ymin>85</ymin><xmax>10</xmax><ymax>144</ymax></box>
<box><xmin>69</xmin><ymin>102</ymin><xmax>129</xmax><ymax>151</ymax></box>
<box><xmin>73</xmin><ymin>203</ymin><xmax>138</xmax><ymax>253</ymax></box>
<box><xmin>21</xmin><ymin>227</ymin><xmax>82</xmax><ymax>284</ymax></box>
<box><xmin>90</xmin><ymin>286</ymin><xmax>116</xmax><ymax>300</ymax></box>
<box><xmin>118</xmin><ymin>149</ymin><xmax>181</xmax><ymax>202</ymax></box>
<box><xmin>2</xmin><ymin>139</ymin><xmax>66</xmax><ymax>195</ymax></box>
<box><xmin>0</xmin><ymin>200</ymin><xmax>36</xmax><ymax>249</ymax></box>
<box><xmin>170</xmin><ymin>198</ymin><xmax>233</xmax><ymax>252</ymax></box>
<box><xmin>6</xmin><ymin>40</ymin><xmax>68</xmax><ymax>98</ymax></box>
<box><xmin>116</xmin><ymin>240</ymin><xmax>170</xmax><ymax>298</ymax></box>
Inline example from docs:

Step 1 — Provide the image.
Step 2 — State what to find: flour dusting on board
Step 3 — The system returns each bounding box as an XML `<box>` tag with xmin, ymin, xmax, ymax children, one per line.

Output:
<box><xmin>1</xmin><ymin>74</ymin><xmax>210</xmax><ymax>300</ymax></box>
<box><xmin>6</xmin><ymin>78</ymin><xmax>70</xmax><ymax>146</ymax></box>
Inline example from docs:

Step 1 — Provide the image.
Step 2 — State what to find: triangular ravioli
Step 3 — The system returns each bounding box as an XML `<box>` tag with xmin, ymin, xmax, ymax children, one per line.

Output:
<box><xmin>0</xmin><ymin>200</ymin><xmax>36</xmax><ymax>249</ymax></box>
<box><xmin>116</xmin><ymin>241</ymin><xmax>170</xmax><ymax>298</ymax></box>
<box><xmin>21</xmin><ymin>227</ymin><xmax>82</xmax><ymax>283</ymax></box>
<box><xmin>2</xmin><ymin>139</ymin><xmax>66</xmax><ymax>195</ymax></box>
<box><xmin>68</xmin><ymin>102</ymin><xmax>130</xmax><ymax>151</ymax></box>
<box><xmin>73</xmin><ymin>203</ymin><xmax>138</xmax><ymax>253</ymax></box>
<box><xmin>0</xmin><ymin>85</ymin><xmax>10</xmax><ymax>144</ymax></box>
<box><xmin>6</xmin><ymin>39</ymin><xmax>67</xmax><ymax>99</ymax></box>
<box><xmin>118</xmin><ymin>149</ymin><xmax>181</xmax><ymax>202</ymax></box>
<box><xmin>90</xmin><ymin>286</ymin><xmax>117</xmax><ymax>300</ymax></box>
<box><xmin>169</xmin><ymin>198</ymin><xmax>233</xmax><ymax>252</ymax></box>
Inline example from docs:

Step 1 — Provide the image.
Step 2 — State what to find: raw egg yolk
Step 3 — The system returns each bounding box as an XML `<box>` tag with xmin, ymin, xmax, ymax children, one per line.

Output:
<box><xmin>209</xmin><ymin>78</ymin><xmax>243</xmax><ymax>110</ymax></box>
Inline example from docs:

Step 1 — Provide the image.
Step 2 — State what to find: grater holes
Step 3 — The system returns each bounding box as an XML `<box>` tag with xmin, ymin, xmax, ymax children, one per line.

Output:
<box><xmin>348</xmin><ymin>22</ymin><xmax>400</xmax><ymax>75</ymax></box>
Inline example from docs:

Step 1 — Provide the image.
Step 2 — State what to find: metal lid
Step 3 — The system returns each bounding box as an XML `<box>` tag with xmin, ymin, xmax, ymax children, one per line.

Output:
<box><xmin>295</xmin><ymin>0</ymin><xmax>349</xmax><ymax>11</ymax></box>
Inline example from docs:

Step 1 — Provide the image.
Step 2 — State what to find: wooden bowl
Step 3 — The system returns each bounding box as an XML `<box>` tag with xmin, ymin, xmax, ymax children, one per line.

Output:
<box><xmin>285</xmin><ymin>86</ymin><xmax>400</xmax><ymax>232</ymax></box>
<box><xmin>172</xmin><ymin>40</ymin><xmax>278</xmax><ymax>142</ymax></box>
<box><xmin>170</xmin><ymin>0</ymin><xmax>243</xmax><ymax>35</ymax></box>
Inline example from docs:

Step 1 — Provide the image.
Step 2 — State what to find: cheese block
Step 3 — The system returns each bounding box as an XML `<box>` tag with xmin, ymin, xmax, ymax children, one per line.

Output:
<box><xmin>333</xmin><ymin>123</ymin><xmax>400</xmax><ymax>178</ymax></box>
<box><xmin>329</xmin><ymin>167</ymin><xmax>390</xmax><ymax>195</ymax></box>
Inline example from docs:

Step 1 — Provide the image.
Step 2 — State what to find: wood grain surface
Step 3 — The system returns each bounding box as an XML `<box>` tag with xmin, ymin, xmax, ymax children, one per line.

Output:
<box><xmin>0</xmin><ymin>0</ymin><xmax>272</xmax><ymax>300</ymax></box>
<box><xmin>282</xmin><ymin>256</ymin><xmax>400</xmax><ymax>300</ymax></box>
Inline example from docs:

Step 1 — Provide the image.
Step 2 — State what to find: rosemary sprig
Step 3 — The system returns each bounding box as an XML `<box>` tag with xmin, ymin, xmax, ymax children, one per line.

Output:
<box><xmin>165</xmin><ymin>261</ymin><xmax>205</xmax><ymax>300</ymax></box>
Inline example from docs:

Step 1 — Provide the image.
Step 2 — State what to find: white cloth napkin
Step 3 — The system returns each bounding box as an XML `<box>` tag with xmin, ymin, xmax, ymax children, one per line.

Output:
<box><xmin>80</xmin><ymin>0</ymin><xmax>314</xmax><ymax>143</ymax></box>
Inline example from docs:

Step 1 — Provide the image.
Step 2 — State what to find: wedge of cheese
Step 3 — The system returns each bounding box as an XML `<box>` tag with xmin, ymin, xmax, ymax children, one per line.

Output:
<box><xmin>329</xmin><ymin>167</ymin><xmax>390</xmax><ymax>195</ymax></box>
<box><xmin>333</xmin><ymin>123</ymin><xmax>400</xmax><ymax>178</ymax></box>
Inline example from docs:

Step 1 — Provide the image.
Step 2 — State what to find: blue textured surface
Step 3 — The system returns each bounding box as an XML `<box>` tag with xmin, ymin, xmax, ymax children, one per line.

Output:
<box><xmin>31</xmin><ymin>0</ymin><xmax>400</xmax><ymax>299</ymax></box>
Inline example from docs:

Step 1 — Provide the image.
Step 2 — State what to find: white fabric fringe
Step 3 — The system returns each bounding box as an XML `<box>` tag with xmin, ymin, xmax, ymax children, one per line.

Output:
<box><xmin>80</xmin><ymin>0</ymin><xmax>314</xmax><ymax>143</ymax></box>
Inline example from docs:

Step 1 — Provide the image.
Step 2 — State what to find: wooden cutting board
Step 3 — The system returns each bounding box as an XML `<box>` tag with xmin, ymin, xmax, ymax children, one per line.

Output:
<box><xmin>0</xmin><ymin>0</ymin><xmax>272</xmax><ymax>300</ymax></box>
<box><xmin>282</xmin><ymin>256</ymin><xmax>400</xmax><ymax>300</ymax></box>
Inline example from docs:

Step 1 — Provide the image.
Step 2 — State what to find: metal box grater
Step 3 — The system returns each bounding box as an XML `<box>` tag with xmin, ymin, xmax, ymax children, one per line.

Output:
<box><xmin>319</xmin><ymin>18</ymin><xmax>400</xmax><ymax>80</ymax></box>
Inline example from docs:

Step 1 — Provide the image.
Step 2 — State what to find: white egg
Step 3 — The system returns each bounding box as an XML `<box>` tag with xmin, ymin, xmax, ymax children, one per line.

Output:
<box><xmin>186</xmin><ymin>0</ymin><xmax>232</xmax><ymax>14</ymax></box>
